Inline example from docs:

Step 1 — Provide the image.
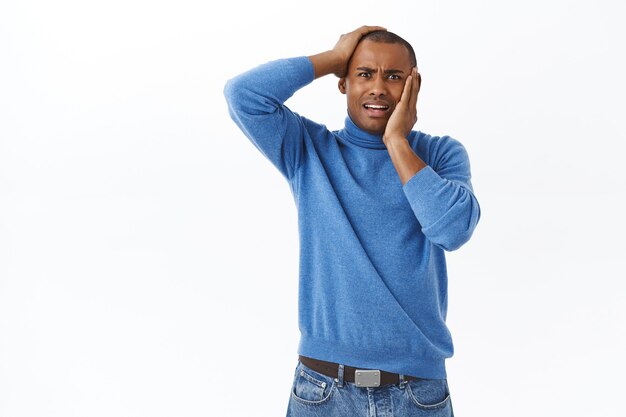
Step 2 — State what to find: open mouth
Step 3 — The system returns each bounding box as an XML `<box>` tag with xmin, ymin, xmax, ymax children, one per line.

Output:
<box><xmin>363</xmin><ymin>103</ymin><xmax>390</xmax><ymax>117</ymax></box>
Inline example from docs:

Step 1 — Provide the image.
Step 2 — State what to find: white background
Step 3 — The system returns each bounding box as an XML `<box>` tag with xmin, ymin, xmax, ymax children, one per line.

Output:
<box><xmin>1</xmin><ymin>1</ymin><xmax>625</xmax><ymax>416</ymax></box>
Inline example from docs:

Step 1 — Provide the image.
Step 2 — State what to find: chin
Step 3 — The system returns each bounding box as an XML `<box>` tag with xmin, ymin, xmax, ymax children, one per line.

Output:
<box><xmin>365</xmin><ymin>122</ymin><xmax>387</xmax><ymax>135</ymax></box>
<box><xmin>352</xmin><ymin>115</ymin><xmax>386</xmax><ymax>135</ymax></box>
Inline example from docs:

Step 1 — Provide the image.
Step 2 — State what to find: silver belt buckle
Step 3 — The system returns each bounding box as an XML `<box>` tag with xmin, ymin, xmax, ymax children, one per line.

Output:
<box><xmin>355</xmin><ymin>369</ymin><xmax>380</xmax><ymax>387</ymax></box>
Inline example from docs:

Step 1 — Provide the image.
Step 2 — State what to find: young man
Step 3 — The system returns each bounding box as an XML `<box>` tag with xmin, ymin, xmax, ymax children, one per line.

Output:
<box><xmin>224</xmin><ymin>25</ymin><xmax>480</xmax><ymax>416</ymax></box>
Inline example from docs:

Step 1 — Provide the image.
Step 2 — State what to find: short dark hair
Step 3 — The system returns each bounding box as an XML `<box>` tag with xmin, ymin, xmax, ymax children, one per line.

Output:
<box><xmin>360</xmin><ymin>30</ymin><xmax>417</xmax><ymax>68</ymax></box>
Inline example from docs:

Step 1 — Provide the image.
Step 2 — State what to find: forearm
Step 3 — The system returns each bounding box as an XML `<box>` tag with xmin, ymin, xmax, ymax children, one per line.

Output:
<box><xmin>384</xmin><ymin>136</ymin><xmax>427</xmax><ymax>185</ymax></box>
<box><xmin>399</xmin><ymin>137</ymin><xmax>481</xmax><ymax>251</ymax></box>
<box><xmin>307</xmin><ymin>50</ymin><xmax>345</xmax><ymax>79</ymax></box>
<box><xmin>403</xmin><ymin>166</ymin><xmax>481</xmax><ymax>251</ymax></box>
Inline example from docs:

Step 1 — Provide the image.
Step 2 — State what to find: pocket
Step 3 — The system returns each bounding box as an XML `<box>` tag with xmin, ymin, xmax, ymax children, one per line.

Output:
<box><xmin>405</xmin><ymin>378</ymin><xmax>451</xmax><ymax>410</ymax></box>
<box><xmin>290</xmin><ymin>361</ymin><xmax>336</xmax><ymax>405</ymax></box>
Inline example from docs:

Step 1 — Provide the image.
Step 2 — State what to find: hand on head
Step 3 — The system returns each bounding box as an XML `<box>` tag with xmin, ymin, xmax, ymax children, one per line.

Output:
<box><xmin>331</xmin><ymin>25</ymin><xmax>387</xmax><ymax>78</ymax></box>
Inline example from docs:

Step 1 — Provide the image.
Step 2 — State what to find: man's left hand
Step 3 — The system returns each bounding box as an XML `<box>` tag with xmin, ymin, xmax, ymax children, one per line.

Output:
<box><xmin>383</xmin><ymin>67</ymin><xmax>421</xmax><ymax>144</ymax></box>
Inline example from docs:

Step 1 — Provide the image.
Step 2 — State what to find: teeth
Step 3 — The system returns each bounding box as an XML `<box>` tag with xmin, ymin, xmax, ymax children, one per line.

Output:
<box><xmin>365</xmin><ymin>104</ymin><xmax>388</xmax><ymax>109</ymax></box>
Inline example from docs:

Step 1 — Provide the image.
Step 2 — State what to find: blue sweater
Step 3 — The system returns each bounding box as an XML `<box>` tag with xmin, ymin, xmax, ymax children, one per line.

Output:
<box><xmin>224</xmin><ymin>56</ymin><xmax>480</xmax><ymax>379</ymax></box>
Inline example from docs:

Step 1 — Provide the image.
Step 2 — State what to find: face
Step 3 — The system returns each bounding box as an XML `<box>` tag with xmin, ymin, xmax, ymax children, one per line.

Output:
<box><xmin>339</xmin><ymin>40</ymin><xmax>413</xmax><ymax>135</ymax></box>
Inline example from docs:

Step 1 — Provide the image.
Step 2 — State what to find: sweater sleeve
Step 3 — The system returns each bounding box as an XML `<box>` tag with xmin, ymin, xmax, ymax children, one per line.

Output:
<box><xmin>402</xmin><ymin>135</ymin><xmax>481</xmax><ymax>251</ymax></box>
<box><xmin>223</xmin><ymin>56</ymin><xmax>315</xmax><ymax>181</ymax></box>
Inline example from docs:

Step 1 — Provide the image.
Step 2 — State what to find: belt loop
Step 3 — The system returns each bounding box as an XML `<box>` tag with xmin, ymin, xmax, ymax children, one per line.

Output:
<box><xmin>399</xmin><ymin>373</ymin><xmax>406</xmax><ymax>389</ymax></box>
<box><xmin>337</xmin><ymin>363</ymin><xmax>344</xmax><ymax>388</ymax></box>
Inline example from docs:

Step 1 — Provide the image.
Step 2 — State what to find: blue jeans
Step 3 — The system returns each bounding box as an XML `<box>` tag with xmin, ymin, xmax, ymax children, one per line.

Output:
<box><xmin>286</xmin><ymin>359</ymin><xmax>454</xmax><ymax>417</ymax></box>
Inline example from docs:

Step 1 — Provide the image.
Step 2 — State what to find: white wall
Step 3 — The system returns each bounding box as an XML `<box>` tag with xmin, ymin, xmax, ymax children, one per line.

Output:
<box><xmin>1</xmin><ymin>1</ymin><xmax>624</xmax><ymax>416</ymax></box>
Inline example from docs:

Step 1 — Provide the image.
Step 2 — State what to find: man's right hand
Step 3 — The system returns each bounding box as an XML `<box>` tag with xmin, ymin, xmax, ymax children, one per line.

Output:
<box><xmin>309</xmin><ymin>25</ymin><xmax>387</xmax><ymax>79</ymax></box>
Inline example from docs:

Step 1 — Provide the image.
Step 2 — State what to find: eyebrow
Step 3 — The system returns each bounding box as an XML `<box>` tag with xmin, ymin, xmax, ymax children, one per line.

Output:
<box><xmin>356</xmin><ymin>66</ymin><xmax>405</xmax><ymax>74</ymax></box>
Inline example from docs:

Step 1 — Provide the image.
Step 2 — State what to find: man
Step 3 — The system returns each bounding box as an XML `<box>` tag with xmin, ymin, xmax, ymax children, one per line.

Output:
<box><xmin>224</xmin><ymin>25</ymin><xmax>480</xmax><ymax>416</ymax></box>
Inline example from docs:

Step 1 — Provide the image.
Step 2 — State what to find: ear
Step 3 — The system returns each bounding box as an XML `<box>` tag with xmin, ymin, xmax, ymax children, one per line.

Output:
<box><xmin>338</xmin><ymin>78</ymin><xmax>347</xmax><ymax>94</ymax></box>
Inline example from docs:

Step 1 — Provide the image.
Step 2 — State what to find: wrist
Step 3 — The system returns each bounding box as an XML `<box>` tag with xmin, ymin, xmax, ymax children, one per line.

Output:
<box><xmin>383</xmin><ymin>132</ymin><xmax>408</xmax><ymax>146</ymax></box>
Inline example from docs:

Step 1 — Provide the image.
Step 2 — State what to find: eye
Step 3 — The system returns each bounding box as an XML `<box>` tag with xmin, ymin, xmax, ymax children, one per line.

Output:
<box><xmin>387</xmin><ymin>74</ymin><xmax>401</xmax><ymax>80</ymax></box>
<box><xmin>357</xmin><ymin>72</ymin><xmax>371</xmax><ymax>78</ymax></box>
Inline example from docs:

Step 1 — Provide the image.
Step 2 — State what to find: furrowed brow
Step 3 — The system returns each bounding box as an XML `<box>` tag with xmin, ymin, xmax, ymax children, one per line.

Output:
<box><xmin>355</xmin><ymin>67</ymin><xmax>405</xmax><ymax>75</ymax></box>
<box><xmin>384</xmin><ymin>69</ymin><xmax>405</xmax><ymax>75</ymax></box>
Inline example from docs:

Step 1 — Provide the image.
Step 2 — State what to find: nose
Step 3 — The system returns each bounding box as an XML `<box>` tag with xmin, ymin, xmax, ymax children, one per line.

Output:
<box><xmin>369</xmin><ymin>74</ymin><xmax>388</xmax><ymax>97</ymax></box>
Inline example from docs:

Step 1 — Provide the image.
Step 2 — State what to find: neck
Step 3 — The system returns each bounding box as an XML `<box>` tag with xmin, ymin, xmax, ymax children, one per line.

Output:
<box><xmin>340</xmin><ymin>115</ymin><xmax>387</xmax><ymax>149</ymax></box>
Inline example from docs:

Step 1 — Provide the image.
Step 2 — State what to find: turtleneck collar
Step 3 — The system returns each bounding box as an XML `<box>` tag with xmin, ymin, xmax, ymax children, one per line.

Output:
<box><xmin>338</xmin><ymin>115</ymin><xmax>387</xmax><ymax>150</ymax></box>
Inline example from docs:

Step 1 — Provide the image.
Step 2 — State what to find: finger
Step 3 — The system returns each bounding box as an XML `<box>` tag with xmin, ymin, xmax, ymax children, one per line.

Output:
<box><xmin>399</xmin><ymin>74</ymin><xmax>413</xmax><ymax>109</ymax></box>
<box><xmin>416</xmin><ymin>71</ymin><xmax>421</xmax><ymax>96</ymax></box>
<box><xmin>359</xmin><ymin>25</ymin><xmax>387</xmax><ymax>34</ymax></box>
<box><xmin>409</xmin><ymin>67</ymin><xmax>419</xmax><ymax>109</ymax></box>
<box><xmin>354</xmin><ymin>26</ymin><xmax>387</xmax><ymax>43</ymax></box>
<box><xmin>351</xmin><ymin>26</ymin><xmax>387</xmax><ymax>40</ymax></box>
<box><xmin>341</xmin><ymin>26</ymin><xmax>387</xmax><ymax>56</ymax></box>
<box><xmin>415</xmin><ymin>67</ymin><xmax>421</xmax><ymax>91</ymax></box>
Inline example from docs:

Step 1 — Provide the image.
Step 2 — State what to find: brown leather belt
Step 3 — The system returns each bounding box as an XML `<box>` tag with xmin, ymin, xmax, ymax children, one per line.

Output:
<box><xmin>298</xmin><ymin>355</ymin><xmax>421</xmax><ymax>387</ymax></box>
